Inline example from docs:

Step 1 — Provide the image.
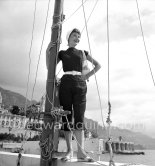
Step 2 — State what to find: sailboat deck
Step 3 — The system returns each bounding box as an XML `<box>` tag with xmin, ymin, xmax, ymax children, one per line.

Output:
<box><xmin>0</xmin><ymin>151</ymin><xmax>148</xmax><ymax>166</ymax></box>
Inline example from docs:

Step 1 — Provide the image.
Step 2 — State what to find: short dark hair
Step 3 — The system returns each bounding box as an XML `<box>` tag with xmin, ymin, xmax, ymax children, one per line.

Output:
<box><xmin>70</xmin><ymin>28</ymin><xmax>81</xmax><ymax>37</ymax></box>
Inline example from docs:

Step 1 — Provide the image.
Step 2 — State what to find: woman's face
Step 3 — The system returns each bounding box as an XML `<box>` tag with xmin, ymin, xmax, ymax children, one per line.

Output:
<box><xmin>68</xmin><ymin>32</ymin><xmax>81</xmax><ymax>47</ymax></box>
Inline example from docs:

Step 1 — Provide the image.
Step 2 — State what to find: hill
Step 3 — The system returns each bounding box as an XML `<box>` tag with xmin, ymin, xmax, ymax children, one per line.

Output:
<box><xmin>85</xmin><ymin>117</ymin><xmax>155</xmax><ymax>150</ymax></box>
<box><xmin>0</xmin><ymin>86</ymin><xmax>37</xmax><ymax>108</ymax></box>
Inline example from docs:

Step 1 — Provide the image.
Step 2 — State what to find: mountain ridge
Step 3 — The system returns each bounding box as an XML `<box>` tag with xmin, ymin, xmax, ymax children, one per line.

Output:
<box><xmin>85</xmin><ymin>117</ymin><xmax>155</xmax><ymax>149</ymax></box>
<box><xmin>0</xmin><ymin>86</ymin><xmax>36</xmax><ymax>108</ymax></box>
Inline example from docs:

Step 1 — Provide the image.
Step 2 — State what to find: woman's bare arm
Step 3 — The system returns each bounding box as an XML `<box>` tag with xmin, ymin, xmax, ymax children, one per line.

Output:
<box><xmin>85</xmin><ymin>54</ymin><xmax>101</xmax><ymax>80</ymax></box>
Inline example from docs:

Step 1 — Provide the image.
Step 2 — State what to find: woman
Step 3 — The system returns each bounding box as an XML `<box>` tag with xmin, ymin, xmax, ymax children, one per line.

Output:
<box><xmin>47</xmin><ymin>28</ymin><xmax>101</xmax><ymax>161</ymax></box>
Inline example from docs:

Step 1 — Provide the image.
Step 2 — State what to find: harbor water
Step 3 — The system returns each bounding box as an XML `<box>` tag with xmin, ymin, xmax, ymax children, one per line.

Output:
<box><xmin>95</xmin><ymin>150</ymin><xmax>155</xmax><ymax>166</ymax></box>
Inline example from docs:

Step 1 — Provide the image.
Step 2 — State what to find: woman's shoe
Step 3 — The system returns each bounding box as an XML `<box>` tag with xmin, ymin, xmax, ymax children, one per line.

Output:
<box><xmin>61</xmin><ymin>151</ymin><xmax>73</xmax><ymax>161</ymax></box>
<box><xmin>61</xmin><ymin>155</ymin><xmax>71</xmax><ymax>161</ymax></box>
<box><xmin>78</xmin><ymin>156</ymin><xmax>94</xmax><ymax>162</ymax></box>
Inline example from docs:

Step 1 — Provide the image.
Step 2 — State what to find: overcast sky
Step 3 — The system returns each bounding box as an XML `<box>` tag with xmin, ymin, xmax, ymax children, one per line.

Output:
<box><xmin>0</xmin><ymin>0</ymin><xmax>155</xmax><ymax>138</ymax></box>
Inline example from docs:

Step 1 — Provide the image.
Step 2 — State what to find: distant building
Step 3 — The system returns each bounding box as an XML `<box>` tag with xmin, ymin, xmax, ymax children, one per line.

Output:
<box><xmin>0</xmin><ymin>91</ymin><xmax>8</xmax><ymax>114</ymax></box>
<box><xmin>0</xmin><ymin>113</ymin><xmax>27</xmax><ymax>129</ymax></box>
<box><xmin>0</xmin><ymin>91</ymin><xmax>2</xmax><ymax>109</ymax></box>
<box><xmin>0</xmin><ymin>109</ymin><xmax>8</xmax><ymax>114</ymax></box>
<box><xmin>40</xmin><ymin>94</ymin><xmax>45</xmax><ymax>112</ymax></box>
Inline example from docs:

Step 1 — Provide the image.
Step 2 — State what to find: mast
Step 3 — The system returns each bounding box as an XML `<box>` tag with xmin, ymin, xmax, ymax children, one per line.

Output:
<box><xmin>40</xmin><ymin>0</ymin><xmax>64</xmax><ymax>165</ymax></box>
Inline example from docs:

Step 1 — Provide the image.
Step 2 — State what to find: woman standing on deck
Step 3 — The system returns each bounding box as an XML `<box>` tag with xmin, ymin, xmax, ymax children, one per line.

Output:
<box><xmin>47</xmin><ymin>28</ymin><xmax>101</xmax><ymax>161</ymax></box>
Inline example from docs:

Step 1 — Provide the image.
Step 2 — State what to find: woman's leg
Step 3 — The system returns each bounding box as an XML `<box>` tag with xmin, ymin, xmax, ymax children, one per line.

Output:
<box><xmin>59</xmin><ymin>77</ymin><xmax>73</xmax><ymax>158</ymax></box>
<box><xmin>74</xmin><ymin>130</ymin><xmax>86</xmax><ymax>158</ymax></box>
<box><xmin>61</xmin><ymin>114</ymin><xmax>73</xmax><ymax>158</ymax></box>
<box><xmin>73</xmin><ymin>80</ymin><xmax>87</xmax><ymax>158</ymax></box>
<box><xmin>63</xmin><ymin>131</ymin><xmax>73</xmax><ymax>157</ymax></box>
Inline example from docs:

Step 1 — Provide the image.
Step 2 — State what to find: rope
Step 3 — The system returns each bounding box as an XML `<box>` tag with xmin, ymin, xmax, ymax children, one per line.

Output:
<box><xmin>30</xmin><ymin>0</ymin><xmax>51</xmax><ymax>103</ymax></box>
<box><xmin>105</xmin><ymin>0</ymin><xmax>115</xmax><ymax>165</ymax></box>
<box><xmin>39</xmin><ymin>136</ymin><xmax>54</xmax><ymax>161</ymax></box>
<box><xmin>135</xmin><ymin>0</ymin><xmax>155</xmax><ymax>87</ymax></box>
<box><xmin>81</xmin><ymin>0</ymin><xmax>106</xmax><ymax>129</ymax></box>
<box><xmin>24</xmin><ymin>0</ymin><xmax>38</xmax><ymax>115</ymax></box>
<box><xmin>16</xmin><ymin>152</ymin><xmax>22</xmax><ymax>166</ymax></box>
<box><xmin>106</xmin><ymin>0</ymin><xmax>111</xmax><ymax>133</ymax></box>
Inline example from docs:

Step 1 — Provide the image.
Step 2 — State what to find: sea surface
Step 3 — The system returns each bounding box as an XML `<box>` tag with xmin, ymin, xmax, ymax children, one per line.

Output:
<box><xmin>94</xmin><ymin>150</ymin><xmax>155</xmax><ymax>166</ymax></box>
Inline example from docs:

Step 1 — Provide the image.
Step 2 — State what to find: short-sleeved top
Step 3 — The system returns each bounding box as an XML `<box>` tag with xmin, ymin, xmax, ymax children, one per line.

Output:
<box><xmin>58</xmin><ymin>47</ymin><xmax>88</xmax><ymax>72</ymax></box>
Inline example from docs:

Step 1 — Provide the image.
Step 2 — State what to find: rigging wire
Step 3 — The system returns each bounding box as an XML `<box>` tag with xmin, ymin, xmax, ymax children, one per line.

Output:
<box><xmin>81</xmin><ymin>0</ymin><xmax>106</xmax><ymax>129</ymax></box>
<box><xmin>106</xmin><ymin>0</ymin><xmax>110</xmax><ymax>103</ymax></box>
<box><xmin>81</xmin><ymin>0</ymin><xmax>99</xmax><ymax>33</ymax></box>
<box><xmin>106</xmin><ymin>0</ymin><xmax>113</xmax><ymax>141</ymax></box>
<box><xmin>24</xmin><ymin>0</ymin><xmax>38</xmax><ymax>114</ymax></box>
<box><xmin>63</xmin><ymin>0</ymin><xmax>88</xmax><ymax>24</ymax></box>
<box><xmin>30</xmin><ymin>0</ymin><xmax>51</xmax><ymax>103</ymax></box>
<box><xmin>135</xmin><ymin>0</ymin><xmax>155</xmax><ymax>87</ymax></box>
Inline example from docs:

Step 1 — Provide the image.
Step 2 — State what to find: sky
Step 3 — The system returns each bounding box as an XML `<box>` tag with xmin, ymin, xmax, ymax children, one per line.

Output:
<box><xmin>0</xmin><ymin>0</ymin><xmax>155</xmax><ymax>138</ymax></box>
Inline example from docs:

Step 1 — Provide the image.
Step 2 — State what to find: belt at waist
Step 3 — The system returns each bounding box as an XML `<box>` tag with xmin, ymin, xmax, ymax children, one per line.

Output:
<box><xmin>64</xmin><ymin>71</ymin><xmax>82</xmax><ymax>75</ymax></box>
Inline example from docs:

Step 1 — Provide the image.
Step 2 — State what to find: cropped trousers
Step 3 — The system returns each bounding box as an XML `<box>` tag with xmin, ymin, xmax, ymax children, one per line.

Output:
<box><xmin>59</xmin><ymin>75</ymin><xmax>87</xmax><ymax>131</ymax></box>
